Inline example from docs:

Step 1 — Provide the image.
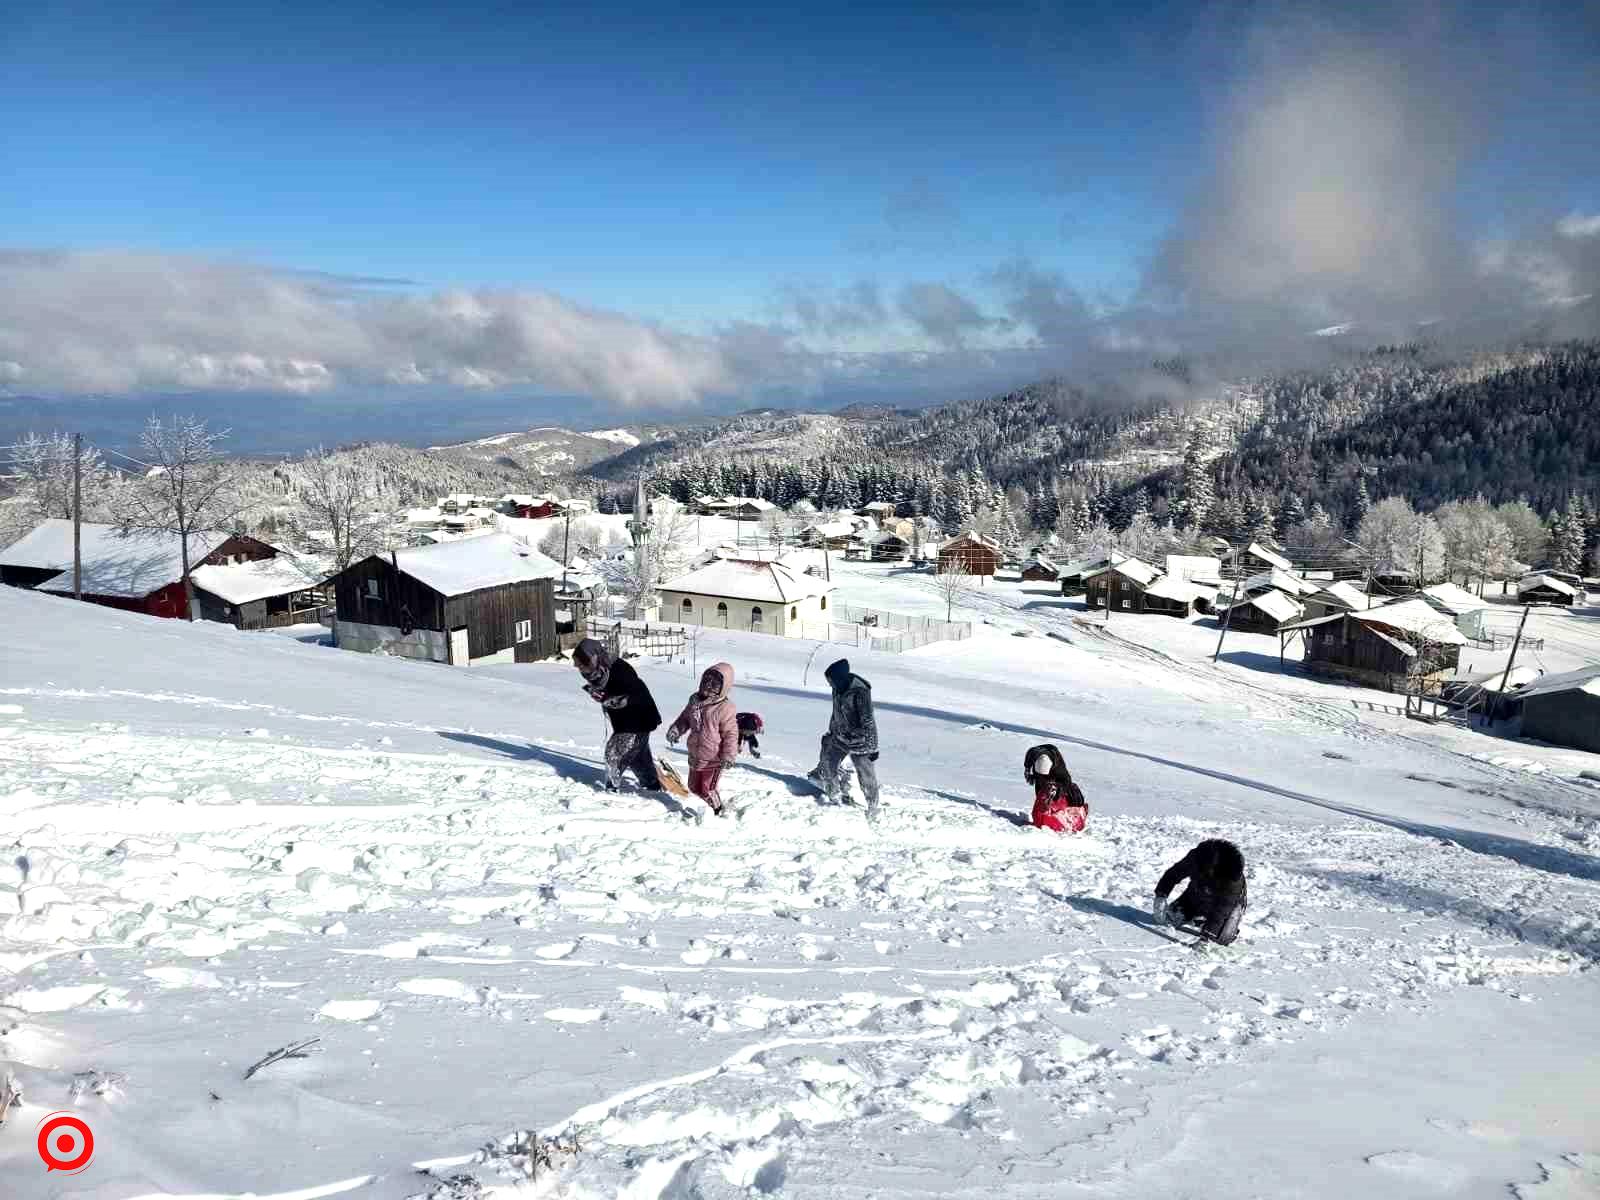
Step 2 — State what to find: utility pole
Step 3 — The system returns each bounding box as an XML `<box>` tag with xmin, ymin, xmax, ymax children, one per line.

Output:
<box><xmin>561</xmin><ymin>507</ymin><xmax>571</xmax><ymax>595</ymax></box>
<box><xmin>1494</xmin><ymin>605</ymin><xmax>1532</xmax><ymax>697</ymax></box>
<box><xmin>72</xmin><ymin>432</ymin><xmax>83</xmax><ymax>601</ymax></box>
<box><xmin>1212</xmin><ymin>541</ymin><xmax>1239</xmax><ymax>662</ymax></box>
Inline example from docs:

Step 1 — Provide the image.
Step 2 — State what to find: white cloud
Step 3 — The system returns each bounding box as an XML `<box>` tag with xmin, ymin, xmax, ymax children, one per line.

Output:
<box><xmin>1556</xmin><ymin>212</ymin><xmax>1600</xmax><ymax>239</ymax></box>
<box><xmin>0</xmin><ymin>250</ymin><xmax>742</xmax><ymax>407</ymax></box>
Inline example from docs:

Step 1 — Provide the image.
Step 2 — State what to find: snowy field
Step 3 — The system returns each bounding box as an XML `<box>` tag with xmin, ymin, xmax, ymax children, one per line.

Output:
<box><xmin>2</xmin><ymin>582</ymin><xmax>1599</xmax><ymax>1199</ymax></box>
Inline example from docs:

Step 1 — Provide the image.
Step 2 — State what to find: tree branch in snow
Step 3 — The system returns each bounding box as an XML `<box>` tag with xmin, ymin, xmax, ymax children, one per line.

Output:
<box><xmin>243</xmin><ymin>1036</ymin><xmax>322</xmax><ymax>1080</ymax></box>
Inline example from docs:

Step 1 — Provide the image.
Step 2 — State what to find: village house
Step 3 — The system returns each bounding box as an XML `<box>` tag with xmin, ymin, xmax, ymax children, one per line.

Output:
<box><xmin>1214</xmin><ymin>588</ymin><xmax>1305</xmax><ymax>633</ymax></box>
<box><xmin>1020</xmin><ymin>554</ymin><xmax>1059</xmax><ymax>583</ymax></box>
<box><xmin>799</xmin><ymin>518</ymin><xmax>857</xmax><ymax>550</ymax></box>
<box><xmin>327</xmin><ymin>534</ymin><xmax>560</xmax><ymax>665</ymax></box>
<box><xmin>1083</xmin><ymin>557</ymin><xmax>1162</xmax><ymax>612</ymax></box>
<box><xmin>0</xmin><ymin>519</ymin><xmax>302</xmax><ymax>625</ymax></box>
<box><xmin>1230</xmin><ymin>541</ymin><xmax>1295</xmax><ymax>575</ymax></box>
<box><xmin>867</xmin><ymin>531</ymin><xmax>910</xmax><ymax>562</ymax></box>
<box><xmin>937</xmin><ymin>531</ymin><xmax>1003</xmax><ymax>577</ymax></box>
<box><xmin>1301</xmin><ymin>580</ymin><xmax>1373</xmax><ymax>621</ymax></box>
<box><xmin>1284</xmin><ymin>597</ymin><xmax>1466</xmax><ymax>693</ymax></box>
<box><xmin>1057</xmin><ymin>552</ymin><xmax>1122</xmax><ymax>596</ymax></box>
<box><xmin>190</xmin><ymin>556</ymin><xmax>327</xmax><ymax>630</ymax></box>
<box><xmin>1517</xmin><ymin>573</ymin><xmax>1579</xmax><ymax>606</ymax></box>
<box><xmin>658</xmin><ymin>558</ymin><xmax>835</xmax><ymax>637</ymax></box>
<box><xmin>858</xmin><ymin>501</ymin><xmax>898</xmax><ymax>522</ymax></box>
<box><xmin>1241</xmin><ymin>567</ymin><xmax>1321</xmax><ymax>601</ymax></box>
<box><xmin>1441</xmin><ymin>665</ymin><xmax>1541</xmax><ymax>721</ymax></box>
<box><xmin>1507</xmin><ymin>666</ymin><xmax>1600</xmax><ymax>754</ymax></box>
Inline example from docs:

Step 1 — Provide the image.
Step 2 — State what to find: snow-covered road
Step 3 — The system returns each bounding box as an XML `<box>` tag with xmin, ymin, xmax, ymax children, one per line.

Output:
<box><xmin>1</xmin><ymin>587</ymin><xmax>1596</xmax><ymax>1198</ymax></box>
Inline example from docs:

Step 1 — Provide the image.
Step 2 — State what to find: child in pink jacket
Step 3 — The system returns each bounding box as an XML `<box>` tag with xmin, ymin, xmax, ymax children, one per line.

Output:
<box><xmin>666</xmin><ymin>662</ymin><xmax>739</xmax><ymax>817</ymax></box>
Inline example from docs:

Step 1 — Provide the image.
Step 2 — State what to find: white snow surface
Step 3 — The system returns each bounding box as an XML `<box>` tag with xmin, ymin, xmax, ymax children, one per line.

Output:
<box><xmin>660</xmin><ymin>558</ymin><xmax>835</xmax><ymax>603</ymax></box>
<box><xmin>0</xmin><ymin>574</ymin><xmax>1597</xmax><ymax>1199</ymax></box>
<box><xmin>583</xmin><ymin>428</ymin><xmax>641</xmax><ymax>448</ymax></box>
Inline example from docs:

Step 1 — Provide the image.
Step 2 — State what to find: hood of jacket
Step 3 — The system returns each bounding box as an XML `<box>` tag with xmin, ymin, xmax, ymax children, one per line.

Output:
<box><xmin>697</xmin><ymin>662</ymin><xmax>735</xmax><ymax>704</ymax></box>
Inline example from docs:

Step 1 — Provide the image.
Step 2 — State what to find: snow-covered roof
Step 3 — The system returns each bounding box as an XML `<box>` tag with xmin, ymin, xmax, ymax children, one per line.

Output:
<box><xmin>868</xmin><ymin>530</ymin><xmax>909</xmax><ymax>545</ymax></box>
<box><xmin>804</xmin><ymin>519</ymin><xmax>857</xmax><ymax>539</ymax></box>
<box><xmin>1242</xmin><ymin>542</ymin><xmax>1294</xmax><ymax>572</ymax></box>
<box><xmin>1221</xmin><ymin>589</ymin><xmax>1303</xmax><ymax>623</ymax></box>
<box><xmin>940</xmin><ymin>531</ymin><xmax>1003</xmax><ymax>553</ymax></box>
<box><xmin>1244</xmin><ymin>567</ymin><xmax>1319</xmax><ymax>597</ymax></box>
<box><xmin>1057</xmin><ymin>552</ymin><xmax>1122</xmax><ymax>579</ymax></box>
<box><xmin>1518</xmin><ymin>574</ymin><xmax>1579</xmax><ymax>598</ymax></box>
<box><xmin>405</xmin><ymin>507</ymin><xmax>443</xmax><ymax>524</ymax></box>
<box><xmin>389</xmin><ymin>534</ymin><xmax>561</xmax><ymax>597</ymax></box>
<box><xmin>1085</xmin><ymin>557</ymin><xmax>1161</xmax><ymax>587</ymax></box>
<box><xmin>1310</xmin><ymin>580</ymin><xmax>1372</xmax><ymax>611</ymax></box>
<box><xmin>660</xmin><ymin>558</ymin><xmax>835</xmax><ymax>603</ymax></box>
<box><xmin>1144</xmin><ymin>575</ymin><xmax>1216</xmax><ymax>604</ymax></box>
<box><xmin>191</xmin><ymin>557</ymin><xmax>321</xmax><ymax>605</ymax></box>
<box><xmin>1024</xmin><ymin>555</ymin><xmax>1058</xmax><ymax>572</ymax></box>
<box><xmin>1512</xmin><ymin>665</ymin><xmax>1600</xmax><ymax>700</ymax></box>
<box><xmin>1165</xmin><ymin>554</ymin><xmax>1222</xmax><ymax>584</ymax></box>
<box><xmin>1364</xmin><ymin>626</ymin><xmax>1418</xmax><ymax>659</ymax></box>
<box><xmin>1452</xmin><ymin>664</ymin><xmax>1541</xmax><ymax>692</ymax></box>
<box><xmin>10</xmin><ymin>520</ymin><xmax>235</xmax><ymax>599</ymax></box>
<box><xmin>501</xmin><ymin>494</ymin><xmax>537</xmax><ymax>506</ymax></box>
<box><xmin>1357</xmin><ymin>598</ymin><xmax>1468</xmax><ymax>645</ymax></box>
<box><xmin>1421</xmin><ymin>582</ymin><xmax>1491</xmax><ymax>614</ymax></box>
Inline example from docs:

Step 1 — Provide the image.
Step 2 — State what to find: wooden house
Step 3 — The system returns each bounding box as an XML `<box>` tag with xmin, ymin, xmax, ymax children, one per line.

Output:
<box><xmin>658</xmin><ymin>558</ymin><xmax>834</xmax><ymax>637</ymax></box>
<box><xmin>937</xmin><ymin>531</ymin><xmax>1003</xmax><ymax>577</ymax></box>
<box><xmin>328</xmin><ymin>534</ymin><xmax>560</xmax><ymax>665</ymax></box>
<box><xmin>1230</xmin><ymin>541</ymin><xmax>1294</xmax><ymax>575</ymax></box>
<box><xmin>1508</xmin><ymin>666</ymin><xmax>1600</xmax><ymax>753</ymax></box>
<box><xmin>1517</xmin><ymin>574</ymin><xmax>1578</xmax><ymax>606</ymax></box>
<box><xmin>867</xmin><ymin>532</ymin><xmax>910</xmax><ymax>562</ymax></box>
<box><xmin>1214</xmin><ymin>588</ymin><xmax>1304</xmax><ymax>633</ymax></box>
<box><xmin>1020</xmin><ymin>555</ymin><xmax>1059</xmax><ymax>583</ymax></box>
<box><xmin>1164</xmin><ymin>554</ymin><xmax>1223</xmax><ymax>588</ymax></box>
<box><xmin>1242</xmin><ymin>567</ymin><xmax>1321</xmax><ymax>601</ymax></box>
<box><xmin>1</xmin><ymin>519</ymin><xmax>287</xmax><ymax>623</ymax></box>
<box><xmin>1286</xmin><ymin>598</ymin><xmax>1465</xmax><ymax>693</ymax></box>
<box><xmin>859</xmin><ymin>501</ymin><xmax>899</xmax><ymax>522</ymax></box>
<box><xmin>1057</xmin><ymin>553</ymin><xmax>1120</xmax><ymax>596</ymax></box>
<box><xmin>1083</xmin><ymin>558</ymin><xmax>1162</xmax><ymax>612</ymax></box>
<box><xmin>1302</xmin><ymin>580</ymin><xmax>1372</xmax><ymax>621</ymax></box>
<box><xmin>191</xmin><ymin>557</ymin><xmax>327</xmax><ymax>630</ymax></box>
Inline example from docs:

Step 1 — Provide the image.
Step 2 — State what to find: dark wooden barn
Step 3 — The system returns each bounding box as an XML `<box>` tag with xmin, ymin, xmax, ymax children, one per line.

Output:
<box><xmin>328</xmin><ymin>534</ymin><xmax>560</xmax><ymax>665</ymax></box>
<box><xmin>1517</xmin><ymin>574</ymin><xmax>1578</xmax><ymax>606</ymax></box>
<box><xmin>937</xmin><ymin>532</ymin><xmax>1002</xmax><ymax>577</ymax></box>
<box><xmin>1511</xmin><ymin>667</ymin><xmax>1600</xmax><ymax>753</ymax></box>
<box><xmin>1284</xmin><ymin>599</ymin><xmax>1465</xmax><ymax>694</ymax></box>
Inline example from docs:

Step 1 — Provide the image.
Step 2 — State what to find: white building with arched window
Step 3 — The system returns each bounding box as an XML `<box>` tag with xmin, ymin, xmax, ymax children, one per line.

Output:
<box><xmin>657</xmin><ymin>558</ymin><xmax>836</xmax><ymax>638</ymax></box>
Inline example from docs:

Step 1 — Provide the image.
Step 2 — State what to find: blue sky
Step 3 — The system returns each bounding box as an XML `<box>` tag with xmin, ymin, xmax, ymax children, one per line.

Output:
<box><xmin>2</xmin><ymin>0</ymin><xmax>1598</xmax><ymax>427</ymax></box>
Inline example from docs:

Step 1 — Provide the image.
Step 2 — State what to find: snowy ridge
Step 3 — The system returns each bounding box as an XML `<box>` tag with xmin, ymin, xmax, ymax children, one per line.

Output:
<box><xmin>0</xmin><ymin>586</ymin><xmax>1597</xmax><ymax>1198</ymax></box>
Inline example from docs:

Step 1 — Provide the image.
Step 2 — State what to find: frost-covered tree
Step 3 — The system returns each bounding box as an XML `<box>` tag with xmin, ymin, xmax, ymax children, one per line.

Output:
<box><xmin>1179</xmin><ymin>430</ymin><xmax>1215</xmax><ymax>528</ymax></box>
<box><xmin>299</xmin><ymin>447</ymin><xmax>387</xmax><ymax>573</ymax></box>
<box><xmin>1359</xmin><ymin>497</ymin><xmax>1444</xmax><ymax>583</ymax></box>
<box><xmin>8</xmin><ymin>431</ymin><xmax>114</xmax><ymax>525</ymax></box>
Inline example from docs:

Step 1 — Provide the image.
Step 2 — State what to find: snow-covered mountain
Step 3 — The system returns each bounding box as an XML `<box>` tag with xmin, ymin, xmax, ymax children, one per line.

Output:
<box><xmin>427</xmin><ymin>424</ymin><xmax>669</xmax><ymax>477</ymax></box>
<box><xmin>1</xmin><ymin>572</ymin><xmax>1596</xmax><ymax>1197</ymax></box>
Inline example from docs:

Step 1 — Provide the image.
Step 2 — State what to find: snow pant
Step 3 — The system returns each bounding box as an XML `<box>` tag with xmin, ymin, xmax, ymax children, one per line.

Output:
<box><xmin>738</xmin><ymin>731</ymin><xmax>761</xmax><ymax>757</ymax></box>
<box><xmin>818</xmin><ymin>734</ymin><xmax>880</xmax><ymax>808</ymax></box>
<box><xmin>687</xmin><ymin>764</ymin><xmax>725</xmax><ymax>812</ymax></box>
<box><xmin>1172</xmin><ymin>885</ymin><xmax>1246</xmax><ymax>946</ymax></box>
<box><xmin>605</xmin><ymin>731</ymin><xmax>661</xmax><ymax>790</ymax></box>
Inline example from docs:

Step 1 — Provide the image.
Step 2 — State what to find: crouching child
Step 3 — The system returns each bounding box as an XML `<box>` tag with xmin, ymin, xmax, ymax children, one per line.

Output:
<box><xmin>736</xmin><ymin>712</ymin><xmax>764</xmax><ymax>758</ymax></box>
<box><xmin>1153</xmin><ymin>838</ymin><xmax>1248</xmax><ymax>945</ymax></box>
<box><xmin>666</xmin><ymin>663</ymin><xmax>739</xmax><ymax>817</ymax></box>
<box><xmin>1022</xmin><ymin>744</ymin><xmax>1088</xmax><ymax>833</ymax></box>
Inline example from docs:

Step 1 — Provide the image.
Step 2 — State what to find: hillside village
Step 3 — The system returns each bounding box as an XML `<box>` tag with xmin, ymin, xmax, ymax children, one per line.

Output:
<box><xmin>3</xmin><ymin>467</ymin><xmax>1598</xmax><ymax>765</ymax></box>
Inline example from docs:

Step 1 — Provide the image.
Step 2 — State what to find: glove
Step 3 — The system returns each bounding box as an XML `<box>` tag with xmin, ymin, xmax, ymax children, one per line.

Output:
<box><xmin>869</xmin><ymin>752</ymin><xmax>879</xmax><ymax>762</ymax></box>
<box><xmin>720</xmin><ymin>759</ymin><xmax>736</xmax><ymax>769</ymax></box>
<box><xmin>665</xmin><ymin>729</ymin><xmax>681</xmax><ymax>746</ymax></box>
<box><xmin>602</xmin><ymin>695</ymin><xmax>627</xmax><ymax>711</ymax></box>
<box><xmin>1152</xmin><ymin>897</ymin><xmax>1168</xmax><ymax>924</ymax></box>
<box><xmin>585</xmin><ymin>686</ymin><xmax>604</xmax><ymax>702</ymax></box>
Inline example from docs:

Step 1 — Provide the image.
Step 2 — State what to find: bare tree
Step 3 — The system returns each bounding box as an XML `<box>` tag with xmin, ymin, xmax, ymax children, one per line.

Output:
<box><xmin>120</xmin><ymin>414</ymin><xmax>249</xmax><ymax>621</ymax></box>
<box><xmin>935</xmin><ymin>560</ymin><xmax>974</xmax><ymax>622</ymax></box>
<box><xmin>618</xmin><ymin>499</ymin><xmax>696</xmax><ymax>616</ymax></box>
<box><xmin>299</xmin><ymin>447</ymin><xmax>385</xmax><ymax>573</ymax></box>
<box><xmin>10</xmin><ymin>431</ymin><xmax>109</xmax><ymax>522</ymax></box>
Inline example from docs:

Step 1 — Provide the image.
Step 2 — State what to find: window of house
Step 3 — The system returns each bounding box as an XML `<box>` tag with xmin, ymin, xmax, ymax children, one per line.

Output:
<box><xmin>515</xmin><ymin>619</ymin><xmax>532</xmax><ymax>643</ymax></box>
<box><xmin>819</xmin><ymin>595</ymin><xmax>827</xmax><ymax>611</ymax></box>
<box><xmin>790</xmin><ymin>606</ymin><xmax>797</xmax><ymax>620</ymax></box>
<box><xmin>364</xmin><ymin>577</ymin><xmax>380</xmax><ymax>599</ymax></box>
<box><xmin>681</xmin><ymin>597</ymin><xmax>692</xmax><ymax>611</ymax></box>
<box><xmin>751</xmin><ymin>606</ymin><xmax>763</xmax><ymax>628</ymax></box>
<box><xmin>716</xmin><ymin>601</ymin><xmax>728</xmax><ymax>623</ymax></box>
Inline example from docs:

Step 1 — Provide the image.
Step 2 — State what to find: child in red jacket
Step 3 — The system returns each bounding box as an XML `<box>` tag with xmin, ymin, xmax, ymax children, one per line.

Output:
<box><xmin>666</xmin><ymin>663</ymin><xmax>740</xmax><ymax>817</ymax></box>
<box><xmin>1023</xmin><ymin>744</ymin><xmax>1088</xmax><ymax>833</ymax></box>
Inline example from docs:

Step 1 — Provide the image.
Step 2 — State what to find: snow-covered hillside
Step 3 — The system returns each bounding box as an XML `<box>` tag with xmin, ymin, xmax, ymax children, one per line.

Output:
<box><xmin>427</xmin><ymin>427</ymin><xmax>660</xmax><ymax>477</ymax></box>
<box><xmin>1</xmin><ymin>585</ymin><xmax>1597</xmax><ymax>1199</ymax></box>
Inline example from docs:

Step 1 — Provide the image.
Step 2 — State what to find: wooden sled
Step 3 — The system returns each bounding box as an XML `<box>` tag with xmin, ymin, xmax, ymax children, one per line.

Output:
<box><xmin>655</xmin><ymin>757</ymin><xmax>692</xmax><ymax>800</ymax></box>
